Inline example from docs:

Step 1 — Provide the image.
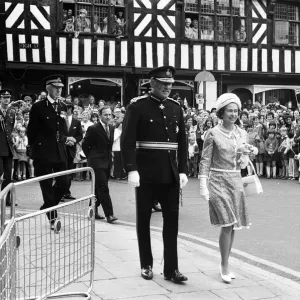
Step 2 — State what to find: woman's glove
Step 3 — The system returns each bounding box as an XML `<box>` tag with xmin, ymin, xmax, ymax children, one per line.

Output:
<box><xmin>239</xmin><ymin>154</ymin><xmax>250</xmax><ymax>169</ymax></box>
<box><xmin>128</xmin><ymin>171</ymin><xmax>140</xmax><ymax>187</ymax></box>
<box><xmin>199</xmin><ymin>176</ymin><xmax>209</xmax><ymax>201</ymax></box>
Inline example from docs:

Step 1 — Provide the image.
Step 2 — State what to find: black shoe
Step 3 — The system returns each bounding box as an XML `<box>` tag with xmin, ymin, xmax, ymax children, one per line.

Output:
<box><xmin>164</xmin><ymin>270</ymin><xmax>188</xmax><ymax>283</ymax></box>
<box><xmin>95</xmin><ymin>213</ymin><xmax>105</xmax><ymax>220</ymax></box>
<box><xmin>107</xmin><ymin>215</ymin><xmax>118</xmax><ymax>223</ymax></box>
<box><xmin>152</xmin><ymin>204</ymin><xmax>162</xmax><ymax>212</ymax></box>
<box><xmin>63</xmin><ymin>194</ymin><xmax>76</xmax><ymax>200</ymax></box>
<box><xmin>141</xmin><ymin>266</ymin><xmax>153</xmax><ymax>280</ymax></box>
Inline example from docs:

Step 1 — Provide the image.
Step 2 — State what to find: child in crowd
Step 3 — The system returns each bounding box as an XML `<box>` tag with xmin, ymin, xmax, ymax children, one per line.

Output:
<box><xmin>14</xmin><ymin>127</ymin><xmax>28</xmax><ymax>180</ymax></box>
<box><xmin>90</xmin><ymin>112</ymin><xmax>99</xmax><ymax>124</ymax></box>
<box><xmin>187</xmin><ymin>135</ymin><xmax>199</xmax><ymax>177</ymax></box>
<box><xmin>275</xmin><ymin>131</ymin><xmax>283</xmax><ymax>178</ymax></box>
<box><xmin>246</xmin><ymin>122</ymin><xmax>256</xmax><ymax>175</ymax></box>
<box><xmin>287</xmin><ymin>132</ymin><xmax>299</xmax><ymax>180</ymax></box>
<box><xmin>278</xmin><ymin>127</ymin><xmax>290</xmax><ymax>179</ymax></box>
<box><xmin>253</xmin><ymin>115</ymin><xmax>265</xmax><ymax>176</ymax></box>
<box><xmin>74</xmin><ymin>125</ymin><xmax>90</xmax><ymax>181</ymax></box>
<box><xmin>264</xmin><ymin>130</ymin><xmax>278</xmax><ymax>179</ymax></box>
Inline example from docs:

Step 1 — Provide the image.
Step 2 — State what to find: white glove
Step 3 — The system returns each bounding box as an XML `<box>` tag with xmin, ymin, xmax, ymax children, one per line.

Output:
<box><xmin>239</xmin><ymin>154</ymin><xmax>250</xmax><ymax>169</ymax></box>
<box><xmin>248</xmin><ymin>145</ymin><xmax>258</xmax><ymax>156</ymax></box>
<box><xmin>199</xmin><ymin>176</ymin><xmax>209</xmax><ymax>201</ymax></box>
<box><xmin>179</xmin><ymin>173</ymin><xmax>188</xmax><ymax>189</ymax></box>
<box><xmin>128</xmin><ymin>171</ymin><xmax>140</xmax><ymax>187</ymax></box>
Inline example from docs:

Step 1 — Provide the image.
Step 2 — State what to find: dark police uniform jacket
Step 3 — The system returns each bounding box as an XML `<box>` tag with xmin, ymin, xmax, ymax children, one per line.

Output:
<box><xmin>27</xmin><ymin>98</ymin><xmax>67</xmax><ymax>163</ymax></box>
<box><xmin>0</xmin><ymin>107</ymin><xmax>16</xmax><ymax>156</ymax></box>
<box><xmin>121</xmin><ymin>93</ymin><xmax>187</xmax><ymax>184</ymax></box>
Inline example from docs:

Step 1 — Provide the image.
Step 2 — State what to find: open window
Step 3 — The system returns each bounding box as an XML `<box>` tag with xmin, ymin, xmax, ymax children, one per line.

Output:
<box><xmin>58</xmin><ymin>0</ymin><xmax>126</xmax><ymax>36</ymax></box>
<box><xmin>184</xmin><ymin>0</ymin><xmax>247</xmax><ymax>42</ymax></box>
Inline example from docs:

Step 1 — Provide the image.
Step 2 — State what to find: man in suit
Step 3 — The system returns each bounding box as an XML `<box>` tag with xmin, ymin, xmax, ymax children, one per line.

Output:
<box><xmin>82</xmin><ymin>105</ymin><xmax>118</xmax><ymax>223</ymax></box>
<box><xmin>0</xmin><ymin>89</ymin><xmax>24</xmax><ymax>206</ymax></box>
<box><xmin>27</xmin><ymin>75</ymin><xmax>71</xmax><ymax>230</ymax></box>
<box><xmin>121</xmin><ymin>66</ymin><xmax>188</xmax><ymax>282</ymax></box>
<box><xmin>63</xmin><ymin>102</ymin><xmax>83</xmax><ymax>200</ymax></box>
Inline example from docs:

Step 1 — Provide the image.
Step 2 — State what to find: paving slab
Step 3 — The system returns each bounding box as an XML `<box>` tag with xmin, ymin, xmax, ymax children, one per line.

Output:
<box><xmin>92</xmin><ymin>277</ymin><xmax>169</xmax><ymax>299</ymax></box>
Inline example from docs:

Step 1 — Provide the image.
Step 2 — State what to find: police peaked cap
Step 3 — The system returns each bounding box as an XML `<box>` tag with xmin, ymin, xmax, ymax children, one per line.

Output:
<box><xmin>44</xmin><ymin>75</ymin><xmax>64</xmax><ymax>87</ymax></box>
<box><xmin>149</xmin><ymin>66</ymin><xmax>175</xmax><ymax>83</ymax></box>
<box><xmin>0</xmin><ymin>89</ymin><xmax>12</xmax><ymax>97</ymax></box>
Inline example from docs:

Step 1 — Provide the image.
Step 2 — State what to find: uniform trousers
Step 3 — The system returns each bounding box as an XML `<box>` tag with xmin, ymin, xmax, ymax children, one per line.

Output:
<box><xmin>33</xmin><ymin>159</ymin><xmax>67</xmax><ymax>223</ymax></box>
<box><xmin>135</xmin><ymin>182</ymin><xmax>179</xmax><ymax>275</ymax></box>
<box><xmin>0</xmin><ymin>155</ymin><xmax>13</xmax><ymax>204</ymax></box>
<box><xmin>65</xmin><ymin>152</ymin><xmax>75</xmax><ymax>195</ymax></box>
<box><xmin>94</xmin><ymin>168</ymin><xmax>114</xmax><ymax>217</ymax></box>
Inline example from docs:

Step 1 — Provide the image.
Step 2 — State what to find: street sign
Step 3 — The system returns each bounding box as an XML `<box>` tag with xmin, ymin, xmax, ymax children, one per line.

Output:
<box><xmin>19</xmin><ymin>43</ymin><xmax>39</xmax><ymax>49</ymax></box>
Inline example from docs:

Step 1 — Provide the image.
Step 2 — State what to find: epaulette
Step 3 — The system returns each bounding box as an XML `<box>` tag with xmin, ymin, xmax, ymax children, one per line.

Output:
<box><xmin>167</xmin><ymin>98</ymin><xmax>180</xmax><ymax>105</ymax></box>
<box><xmin>130</xmin><ymin>94</ymin><xmax>148</xmax><ymax>104</ymax></box>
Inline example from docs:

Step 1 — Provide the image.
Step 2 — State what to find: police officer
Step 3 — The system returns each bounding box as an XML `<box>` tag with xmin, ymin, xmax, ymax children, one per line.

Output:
<box><xmin>121</xmin><ymin>66</ymin><xmax>189</xmax><ymax>282</ymax></box>
<box><xmin>27</xmin><ymin>75</ymin><xmax>69</xmax><ymax>230</ymax></box>
<box><xmin>0</xmin><ymin>89</ymin><xmax>24</xmax><ymax>206</ymax></box>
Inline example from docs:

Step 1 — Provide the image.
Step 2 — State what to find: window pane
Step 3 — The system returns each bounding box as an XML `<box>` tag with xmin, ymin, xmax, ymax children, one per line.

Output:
<box><xmin>275</xmin><ymin>4</ymin><xmax>288</xmax><ymax>20</ymax></box>
<box><xmin>201</xmin><ymin>0</ymin><xmax>214</xmax><ymax>14</ymax></box>
<box><xmin>232</xmin><ymin>0</ymin><xmax>245</xmax><ymax>17</ymax></box>
<box><xmin>94</xmin><ymin>0</ymin><xmax>109</xmax><ymax>4</ymax></box>
<box><xmin>185</xmin><ymin>0</ymin><xmax>199</xmax><ymax>13</ymax></box>
<box><xmin>78</xmin><ymin>0</ymin><xmax>92</xmax><ymax>3</ymax></box>
<box><xmin>216</xmin><ymin>16</ymin><xmax>230</xmax><ymax>41</ymax></box>
<box><xmin>216</xmin><ymin>0</ymin><xmax>229</xmax><ymax>15</ymax></box>
<box><xmin>94</xmin><ymin>5</ymin><xmax>108</xmax><ymax>33</ymax></box>
<box><xmin>233</xmin><ymin>17</ymin><xmax>246</xmax><ymax>42</ymax></box>
<box><xmin>200</xmin><ymin>16</ymin><xmax>214</xmax><ymax>40</ymax></box>
<box><xmin>275</xmin><ymin>20</ymin><xmax>289</xmax><ymax>44</ymax></box>
<box><xmin>288</xmin><ymin>5</ymin><xmax>299</xmax><ymax>21</ymax></box>
<box><xmin>289</xmin><ymin>23</ymin><xmax>299</xmax><ymax>45</ymax></box>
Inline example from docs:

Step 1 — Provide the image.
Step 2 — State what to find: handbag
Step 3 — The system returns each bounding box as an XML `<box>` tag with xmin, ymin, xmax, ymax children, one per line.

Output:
<box><xmin>242</xmin><ymin>160</ymin><xmax>263</xmax><ymax>197</ymax></box>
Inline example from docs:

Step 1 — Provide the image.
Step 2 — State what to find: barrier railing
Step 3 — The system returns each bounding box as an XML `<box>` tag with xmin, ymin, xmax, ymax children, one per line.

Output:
<box><xmin>0</xmin><ymin>183</ymin><xmax>17</xmax><ymax>299</ymax></box>
<box><xmin>0</xmin><ymin>167</ymin><xmax>95</xmax><ymax>300</ymax></box>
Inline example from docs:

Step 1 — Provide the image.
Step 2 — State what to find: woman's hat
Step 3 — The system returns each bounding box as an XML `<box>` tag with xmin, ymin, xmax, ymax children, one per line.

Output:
<box><xmin>216</xmin><ymin>93</ymin><xmax>241</xmax><ymax>112</ymax></box>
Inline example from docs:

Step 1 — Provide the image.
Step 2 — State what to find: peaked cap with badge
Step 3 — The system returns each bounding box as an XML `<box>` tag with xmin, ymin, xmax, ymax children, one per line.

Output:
<box><xmin>0</xmin><ymin>89</ymin><xmax>12</xmax><ymax>98</ymax></box>
<box><xmin>149</xmin><ymin>66</ymin><xmax>175</xmax><ymax>84</ymax></box>
<box><xmin>44</xmin><ymin>74</ymin><xmax>64</xmax><ymax>87</ymax></box>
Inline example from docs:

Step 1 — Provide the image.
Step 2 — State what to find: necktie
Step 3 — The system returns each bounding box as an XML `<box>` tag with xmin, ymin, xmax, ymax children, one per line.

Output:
<box><xmin>66</xmin><ymin>117</ymin><xmax>70</xmax><ymax>131</ymax></box>
<box><xmin>105</xmin><ymin>125</ymin><xmax>110</xmax><ymax>139</ymax></box>
<box><xmin>53</xmin><ymin>101</ymin><xmax>58</xmax><ymax>112</ymax></box>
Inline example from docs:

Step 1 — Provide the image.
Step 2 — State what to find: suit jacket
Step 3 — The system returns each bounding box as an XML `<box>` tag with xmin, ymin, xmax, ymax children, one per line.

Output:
<box><xmin>65</xmin><ymin>117</ymin><xmax>83</xmax><ymax>158</ymax></box>
<box><xmin>0</xmin><ymin>107</ymin><xmax>16</xmax><ymax>156</ymax></box>
<box><xmin>82</xmin><ymin>122</ymin><xmax>114</xmax><ymax>169</ymax></box>
<box><xmin>27</xmin><ymin>98</ymin><xmax>67</xmax><ymax>163</ymax></box>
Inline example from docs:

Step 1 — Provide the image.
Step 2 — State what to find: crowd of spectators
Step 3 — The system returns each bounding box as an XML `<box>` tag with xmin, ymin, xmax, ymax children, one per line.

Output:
<box><xmin>6</xmin><ymin>93</ymin><xmax>126</xmax><ymax>182</ymax></box>
<box><xmin>183</xmin><ymin>97</ymin><xmax>300</xmax><ymax>183</ymax></box>
<box><xmin>6</xmin><ymin>91</ymin><xmax>300</xmax><ymax>185</ymax></box>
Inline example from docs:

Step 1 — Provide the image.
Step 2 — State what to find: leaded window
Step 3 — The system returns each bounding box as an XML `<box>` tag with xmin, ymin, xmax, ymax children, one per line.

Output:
<box><xmin>59</xmin><ymin>0</ymin><xmax>126</xmax><ymax>36</ymax></box>
<box><xmin>274</xmin><ymin>3</ymin><xmax>300</xmax><ymax>46</ymax></box>
<box><xmin>184</xmin><ymin>0</ymin><xmax>246</xmax><ymax>42</ymax></box>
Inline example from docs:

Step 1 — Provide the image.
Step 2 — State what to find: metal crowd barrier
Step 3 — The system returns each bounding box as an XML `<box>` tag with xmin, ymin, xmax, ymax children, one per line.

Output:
<box><xmin>0</xmin><ymin>167</ymin><xmax>96</xmax><ymax>300</ymax></box>
<box><xmin>0</xmin><ymin>183</ymin><xmax>17</xmax><ymax>300</ymax></box>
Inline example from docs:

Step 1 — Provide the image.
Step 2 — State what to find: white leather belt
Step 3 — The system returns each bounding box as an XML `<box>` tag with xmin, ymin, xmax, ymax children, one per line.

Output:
<box><xmin>136</xmin><ymin>141</ymin><xmax>178</xmax><ymax>150</ymax></box>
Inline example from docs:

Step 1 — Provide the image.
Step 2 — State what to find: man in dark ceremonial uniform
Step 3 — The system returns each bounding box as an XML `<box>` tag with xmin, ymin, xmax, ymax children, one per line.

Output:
<box><xmin>0</xmin><ymin>89</ymin><xmax>24</xmax><ymax>206</ymax></box>
<box><xmin>121</xmin><ymin>66</ymin><xmax>189</xmax><ymax>282</ymax></box>
<box><xmin>27</xmin><ymin>75</ymin><xmax>70</xmax><ymax>229</ymax></box>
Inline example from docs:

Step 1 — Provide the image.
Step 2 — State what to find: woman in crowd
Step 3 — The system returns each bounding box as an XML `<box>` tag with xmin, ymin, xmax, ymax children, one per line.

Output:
<box><xmin>14</xmin><ymin>126</ymin><xmax>28</xmax><ymax>180</ymax></box>
<box><xmin>253</xmin><ymin>115</ymin><xmax>265</xmax><ymax>176</ymax></box>
<box><xmin>199</xmin><ymin>93</ymin><xmax>257</xmax><ymax>284</ymax></box>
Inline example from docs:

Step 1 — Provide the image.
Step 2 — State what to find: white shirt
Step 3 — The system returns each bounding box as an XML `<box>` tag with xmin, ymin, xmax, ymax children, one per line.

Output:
<box><xmin>81</xmin><ymin>120</ymin><xmax>93</xmax><ymax>133</ymax></box>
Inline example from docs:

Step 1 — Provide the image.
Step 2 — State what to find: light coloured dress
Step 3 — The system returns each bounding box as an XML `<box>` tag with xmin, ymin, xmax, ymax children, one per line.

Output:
<box><xmin>199</xmin><ymin>124</ymin><xmax>251</xmax><ymax>230</ymax></box>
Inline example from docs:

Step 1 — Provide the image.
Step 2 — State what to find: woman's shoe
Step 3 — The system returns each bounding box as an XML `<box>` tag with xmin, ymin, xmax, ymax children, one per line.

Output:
<box><xmin>219</xmin><ymin>265</ymin><xmax>231</xmax><ymax>283</ymax></box>
<box><xmin>228</xmin><ymin>272</ymin><xmax>236</xmax><ymax>279</ymax></box>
